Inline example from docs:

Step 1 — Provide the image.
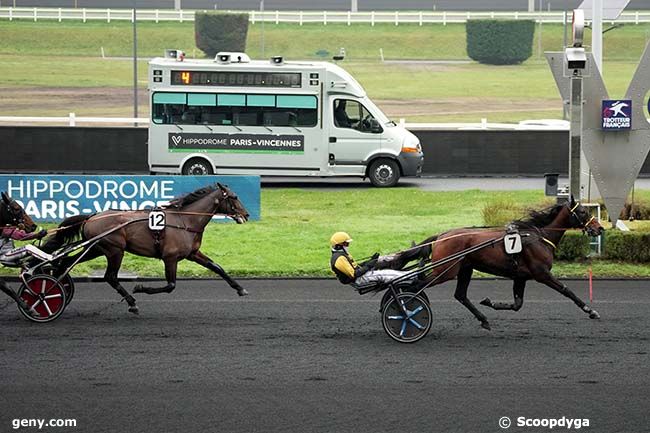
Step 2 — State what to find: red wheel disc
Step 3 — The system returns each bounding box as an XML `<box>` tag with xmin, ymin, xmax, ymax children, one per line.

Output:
<box><xmin>20</xmin><ymin>276</ymin><xmax>66</xmax><ymax>321</ymax></box>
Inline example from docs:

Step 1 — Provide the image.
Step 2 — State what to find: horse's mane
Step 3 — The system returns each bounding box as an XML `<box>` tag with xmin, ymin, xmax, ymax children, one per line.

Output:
<box><xmin>510</xmin><ymin>203</ymin><xmax>565</xmax><ymax>228</ymax></box>
<box><xmin>164</xmin><ymin>185</ymin><xmax>218</xmax><ymax>209</ymax></box>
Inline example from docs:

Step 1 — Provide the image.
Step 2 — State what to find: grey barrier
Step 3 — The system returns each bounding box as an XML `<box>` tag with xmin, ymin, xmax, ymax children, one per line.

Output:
<box><xmin>1</xmin><ymin>126</ymin><xmax>650</xmax><ymax>177</ymax></box>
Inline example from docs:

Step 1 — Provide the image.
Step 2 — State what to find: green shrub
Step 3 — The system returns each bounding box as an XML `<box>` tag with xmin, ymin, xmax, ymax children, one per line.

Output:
<box><xmin>466</xmin><ymin>19</ymin><xmax>535</xmax><ymax>65</ymax></box>
<box><xmin>603</xmin><ymin>231</ymin><xmax>650</xmax><ymax>262</ymax></box>
<box><xmin>556</xmin><ymin>231</ymin><xmax>591</xmax><ymax>260</ymax></box>
<box><xmin>195</xmin><ymin>12</ymin><xmax>249</xmax><ymax>58</ymax></box>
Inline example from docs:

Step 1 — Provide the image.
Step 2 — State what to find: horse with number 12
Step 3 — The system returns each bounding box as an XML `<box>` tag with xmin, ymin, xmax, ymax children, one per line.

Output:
<box><xmin>42</xmin><ymin>183</ymin><xmax>250</xmax><ymax>315</ymax></box>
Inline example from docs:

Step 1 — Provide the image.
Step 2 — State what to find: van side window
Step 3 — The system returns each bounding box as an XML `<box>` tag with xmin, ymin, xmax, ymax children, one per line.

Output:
<box><xmin>333</xmin><ymin>99</ymin><xmax>381</xmax><ymax>133</ymax></box>
<box><xmin>152</xmin><ymin>92</ymin><xmax>317</xmax><ymax>127</ymax></box>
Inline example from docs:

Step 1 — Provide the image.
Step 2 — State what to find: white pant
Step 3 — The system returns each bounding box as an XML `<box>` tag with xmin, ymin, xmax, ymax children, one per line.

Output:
<box><xmin>0</xmin><ymin>244</ymin><xmax>52</xmax><ymax>266</ymax></box>
<box><xmin>355</xmin><ymin>269</ymin><xmax>408</xmax><ymax>286</ymax></box>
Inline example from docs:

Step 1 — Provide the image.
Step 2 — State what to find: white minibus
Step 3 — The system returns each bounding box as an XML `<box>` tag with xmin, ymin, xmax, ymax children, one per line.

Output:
<box><xmin>148</xmin><ymin>50</ymin><xmax>423</xmax><ymax>186</ymax></box>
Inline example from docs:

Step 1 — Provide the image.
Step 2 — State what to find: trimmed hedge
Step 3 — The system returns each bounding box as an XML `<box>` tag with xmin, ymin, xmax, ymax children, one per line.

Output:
<box><xmin>195</xmin><ymin>12</ymin><xmax>249</xmax><ymax>58</ymax></box>
<box><xmin>466</xmin><ymin>19</ymin><xmax>535</xmax><ymax>65</ymax></box>
<box><xmin>556</xmin><ymin>231</ymin><xmax>591</xmax><ymax>260</ymax></box>
<box><xmin>603</xmin><ymin>231</ymin><xmax>650</xmax><ymax>262</ymax></box>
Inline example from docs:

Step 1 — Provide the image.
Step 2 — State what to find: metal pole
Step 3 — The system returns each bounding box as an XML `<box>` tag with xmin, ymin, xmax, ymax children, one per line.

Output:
<box><xmin>528</xmin><ymin>0</ymin><xmax>535</xmax><ymax>12</ymax></box>
<box><xmin>569</xmin><ymin>72</ymin><xmax>583</xmax><ymax>199</ymax></box>
<box><xmin>260</xmin><ymin>0</ymin><xmax>265</xmax><ymax>58</ymax></box>
<box><xmin>538</xmin><ymin>0</ymin><xmax>543</xmax><ymax>58</ymax></box>
<box><xmin>562</xmin><ymin>8</ymin><xmax>568</xmax><ymax>120</ymax></box>
<box><xmin>351</xmin><ymin>0</ymin><xmax>357</xmax><ymax>12</ymax></box>
<box><xmin>174</xmin><ymin>0</ymin><xmax>181</xmax><ymax>10</ymax></box>
<box><xmin>133</xmin><ymin>0</ymin><xmax>138</xmax><ymax>124</ymax></box>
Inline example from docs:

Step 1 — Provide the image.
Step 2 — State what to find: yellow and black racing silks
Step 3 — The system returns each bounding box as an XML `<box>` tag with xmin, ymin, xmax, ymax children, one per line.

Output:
<box><xmin>330</xmin><ymin>249</ymin><xmax>375</xmax><ymax>284</ymax></box>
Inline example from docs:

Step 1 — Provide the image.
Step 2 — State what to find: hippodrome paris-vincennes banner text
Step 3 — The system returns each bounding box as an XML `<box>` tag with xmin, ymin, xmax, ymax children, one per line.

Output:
<box><xmin>168</xmin><ymin>133</ymin><xmax>304</xmax><ymax>153</ymax></box>
<box><xmin>0</xmin><ymin>175</ymin><xmax>260</xmax><ymax>223</ymax></box>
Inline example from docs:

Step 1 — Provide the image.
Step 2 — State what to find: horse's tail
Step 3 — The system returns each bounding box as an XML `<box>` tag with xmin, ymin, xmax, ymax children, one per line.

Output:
<box><xmin>41</xmin><ymin>214</ymin><xmax>90</xmax><ymax>253</ymax></box>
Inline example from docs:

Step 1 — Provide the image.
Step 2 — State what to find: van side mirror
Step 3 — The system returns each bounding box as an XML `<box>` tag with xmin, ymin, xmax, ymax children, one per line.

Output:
<box><xmin>370</xmin><ymin>119</ymin><xmax>383</xmax><ymax>133</ymax></box>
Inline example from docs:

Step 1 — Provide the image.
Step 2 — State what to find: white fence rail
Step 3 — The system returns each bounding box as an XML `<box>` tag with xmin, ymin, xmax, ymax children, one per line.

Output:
<box><xmin>0</xmin><ymin>115</ymin><xmax>570</xmax><ymax>130</ymax></box>
<box><xmin>0</xmin><ymin>115</ymin><xmax>149</xmax><ymax>127</ymax></box>
<box><xmin>1</xmin><ymin>7</ymin><xmax>650</xmax><ymax>25</ymax></box>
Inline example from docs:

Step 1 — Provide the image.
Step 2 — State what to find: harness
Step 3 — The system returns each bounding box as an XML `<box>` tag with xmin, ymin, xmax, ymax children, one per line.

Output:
<box><xmin>146</xmin><ymin>208</ymin><xmax>207</xmax><ymax>258</ymax></box>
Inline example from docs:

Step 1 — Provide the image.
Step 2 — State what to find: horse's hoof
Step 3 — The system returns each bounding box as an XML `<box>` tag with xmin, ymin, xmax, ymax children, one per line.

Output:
<box><xmin>237</xmin><ymin>288</ymin><xmax>249</xmax><ymax>297</ymax></box>
<box><xmin>479</xmin><ymin>297</ymin><xmax>492</xmax><ymax>307</ymax></box>
<box><xmin>128</xmin><ymin>305</ymin><xmax>140</xmax><ymax>315</ymax></box>
<box><xmin>589</xmin><ymin>309</ymin><xmax>600</xmax><ymax>320</ymax></box>
<box><xmin>132</xmin><ymin>285</ymin><xmax>143</xmax><ymax>294</ymax></box>
<box><xmin>480</xmin><ymin>321</ymin><xmax>491</xmax><ymax>331</ymax></box>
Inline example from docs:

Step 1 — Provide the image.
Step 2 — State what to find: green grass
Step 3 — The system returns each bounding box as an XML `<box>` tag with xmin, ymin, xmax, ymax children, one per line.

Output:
<box><xmin>2</xmin><ymin>189</ymin><xmax>649</xmax><ymax>279</ymax></box>
<box><xmin>0</xmin><ymin>56</ymin><xmax>639</xmax><ymax>122</ymax></box>
<box><xmin>1</xmin><ymin>21</ymin><xmax>650</xmax><ymax>61</ymax></box>
<box><xmin>1</xmin><ymin>21</ymin><xmax>648</xmax><ymax>122</ymax></box>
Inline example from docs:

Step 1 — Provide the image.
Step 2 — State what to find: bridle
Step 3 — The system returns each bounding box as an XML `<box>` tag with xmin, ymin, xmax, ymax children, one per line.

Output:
<box><xmin>568</xmin><ymin>201</ymin><xmax>596</xmax><ymax>232</ymax></box>
<box><xmin>2</xmin><ymin>199</ymin><xmax>28</xmax><ymax>230</ymax></box>
<box><xmin>215</xmin><ymin>189</ymin><xmax>247</xmax><ymax>222</ymax></box>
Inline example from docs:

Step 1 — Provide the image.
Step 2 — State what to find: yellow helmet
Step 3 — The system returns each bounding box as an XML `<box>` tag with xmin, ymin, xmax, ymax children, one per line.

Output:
<box><xmin>330</xmin><ymin>231</ymin><xmax>353</xmax><ymax>247</ymax></box>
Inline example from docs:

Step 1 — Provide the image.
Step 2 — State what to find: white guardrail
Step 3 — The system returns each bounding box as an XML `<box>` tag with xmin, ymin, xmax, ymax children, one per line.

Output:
<box><xmin>0</xmin><ymin>115</ymin><xmax>571</xmax><ymax>131</ymax></box>
<box><xmin>0</xmin><ymin>7</ymin><xmax>650</xmax><ymax>25</ymax></box>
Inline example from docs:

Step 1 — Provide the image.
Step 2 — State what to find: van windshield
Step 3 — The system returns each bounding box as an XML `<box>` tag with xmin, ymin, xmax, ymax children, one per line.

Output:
<box><xmin>359</xmin><ymin>97</ymin><xmax>392</xmax><ymax>126</ymax></box>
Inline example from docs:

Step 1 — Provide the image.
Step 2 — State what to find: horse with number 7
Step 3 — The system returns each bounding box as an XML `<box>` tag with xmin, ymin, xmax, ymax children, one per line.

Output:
<box><xmin>384</xmin><ymin>196</ymin><xmax>605</xmax><ymax>331</ymax></box>
<box><xmin>41</xmin><ymin>183</ymin><xmax>250</xmax><ymax>315</ymax></box>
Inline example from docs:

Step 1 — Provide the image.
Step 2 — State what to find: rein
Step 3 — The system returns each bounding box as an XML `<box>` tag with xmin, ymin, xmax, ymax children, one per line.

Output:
<box><xmin>47</xmin><ymin>208</ymin><xmax>239</xmax><ymax>234</ymax></box>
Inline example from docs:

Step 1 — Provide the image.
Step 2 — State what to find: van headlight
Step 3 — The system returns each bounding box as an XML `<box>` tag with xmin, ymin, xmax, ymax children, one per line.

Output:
<box><xmin>402</xmin><ymin>136</ymin><xmax>421</xmax><ymax>153</ymax></box>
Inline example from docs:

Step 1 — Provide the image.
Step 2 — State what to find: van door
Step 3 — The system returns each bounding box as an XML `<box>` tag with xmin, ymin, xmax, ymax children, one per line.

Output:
<box><xmin>328</xmin><ymin>98</ymin><xmax>383</xmax><ymax>175</ymax></box>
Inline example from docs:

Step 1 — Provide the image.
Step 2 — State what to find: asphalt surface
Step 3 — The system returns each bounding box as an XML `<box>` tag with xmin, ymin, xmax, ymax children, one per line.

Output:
<box><xmin>9</xmin><ymin>1</ymin><xmax>650</xmax><ymax>11</ymax></box>
<box><xmin>0</xmin><ymin>279</ymin><xmax>648</xmax><ymax>433</ymax></box>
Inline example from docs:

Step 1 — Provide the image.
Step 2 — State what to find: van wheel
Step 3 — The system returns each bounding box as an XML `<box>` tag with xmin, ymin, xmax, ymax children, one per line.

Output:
<box><xmin>182</xmin><ymin>158</ymin><xmax>213</xmax><ymax>175</ymax></box>
<box><xmin>368</xmin><ymin>158</ymin><xmax>400</xmax><ymax>187</ymax></box>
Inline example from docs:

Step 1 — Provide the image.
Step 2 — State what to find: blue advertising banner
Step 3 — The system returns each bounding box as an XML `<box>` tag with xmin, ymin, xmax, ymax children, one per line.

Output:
<box><xmin>602</xmin><ymin>100</ymin><xmax>632</xmax><ymax>130</ymax></box>
<box><xmin>0</xmin><ymin>175</ymin><xmax>260</xmax><ymax>223</ymax></box>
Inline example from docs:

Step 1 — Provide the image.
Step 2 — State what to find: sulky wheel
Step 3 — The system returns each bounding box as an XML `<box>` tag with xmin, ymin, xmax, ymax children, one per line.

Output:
<box><xmin>17</xmin><ymin>275</ymin><xmax>67</xmax><ymax>323</ymax></box>
<box><xmin>42</xmin><ymin>268</ymin><xmax>75</xmax><ymax>306</ymax></box>
<box><xmin>381</xmin><ymin>293</ymin><xmax>432</xmax><ymax>343</ymax></box>
<box><xmin>380</xmin><ymin>284</ymin><xmax>430</xmax><ymax>313</ymax></box>
<box><xmin>58</xmin><ymin>274</ymin><xmax>75</xmax><ymax>306</ymax></box>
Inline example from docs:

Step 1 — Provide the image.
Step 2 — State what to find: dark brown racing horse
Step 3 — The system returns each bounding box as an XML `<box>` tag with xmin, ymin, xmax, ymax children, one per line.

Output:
<box><xmin>385</xmin><ymin>197</ymin><xmax>605</xmax><ymax>330</ymax></box>
<box><xmin>0</xmin><ymin>192</ymin><xmax>38</xmax><ymax>308</ymax></box>
<box><xmin>42</xmin><ymin>183</ymin><xmax>249</xmax><ymax>314</ymax></box>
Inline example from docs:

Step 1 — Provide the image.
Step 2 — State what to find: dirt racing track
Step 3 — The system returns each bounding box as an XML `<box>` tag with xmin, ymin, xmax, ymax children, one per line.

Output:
<box><xmin>0</xmin><ymin>278</ymin><xmax>648</xmax><ymax>433</ymax></box>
